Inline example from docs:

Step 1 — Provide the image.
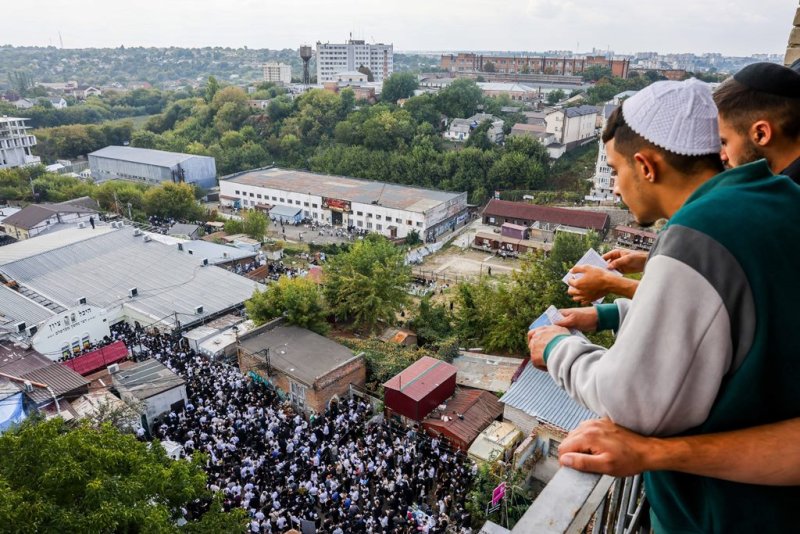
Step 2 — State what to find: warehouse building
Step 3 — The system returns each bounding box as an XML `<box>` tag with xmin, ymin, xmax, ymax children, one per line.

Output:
<box><xmin>220</xmin><ymin>168</ymin><xmax>468</xmax><ymax>242</ymax></box>
<box><xmin>88</xmin><ymin>146</ymin><xmax>217</xmax><ymax>189</ymax></box>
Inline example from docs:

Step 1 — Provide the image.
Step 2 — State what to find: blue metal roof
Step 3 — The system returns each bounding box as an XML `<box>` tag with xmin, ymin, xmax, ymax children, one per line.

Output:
<box><xmin>500</xmin><ymin>362</ymin><xmax>597</xmax><ymax>431</ymax></box>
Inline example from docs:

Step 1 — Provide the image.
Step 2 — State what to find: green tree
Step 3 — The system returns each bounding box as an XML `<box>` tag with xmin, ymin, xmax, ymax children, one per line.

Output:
<box><xmin>0</xmin><ymin>418</ymin><xmax>246</xmax><ymax>532</ymax></box>
<box><xmin>546</xmin><ymin>89</ymin><xmax>566</xmax><ymax>105</ymax></box>
<box><xmin>436</xmin><ymin>78</ymin><xmax>484</xmax><ymax>119</ymax></box>
<box><xmin>465</xmin><ymin>120</ymin><xmax>493</xmax><ymax>150</ymax></box>
<box><xmin>482</xmin><ymin>61</ymin><xmax>496</xmax><ymax>73</ymax></box>
<box><xmin>404</xmin><ymin>229</ymin><xmax>422</xmax><ymax>246</ymax></box>
<box><xmin>410</xmin><ymin>296</ymin><xmax>454</xmax><ymax>347</ymax></box>
<box><xmin>324</xmin><ymin>234</ymin><xmax>411</xmax><ymax>333</ymax></box>
<box><xmin>242</xmin><ymin>209</ymin><xmax>268</xmax><ymax>241</ymax></box>
<box><xmin>223</xmin><ymin>218</ymin><xmax>244</xmax><ymax>234</ymax></box>
<box><xmin>204</xmin><ymin>75</ymin><xmax>219</xmax><ymax>104</ymax></box>
<box><xmin>381</xmin><ymin>72</ymin><xmax>419</xmax><ymax>103</ymax></box>
<box><xmin>245</xmin><ymin>276</ymin><xmax>329</xmax><ymax>334</ymax></box>
<box><xmin>143</xmin><ymin>182</ymin><xmax>203</xmax><ymax>220</ymax></box>
<box><xmin>581</xmin><ymin>65</ymin><xmax>613</xmax><ymax>82</ymax></box>
<box><xmin>356</xmin><ymin>65</ymin><xmax>374</xmax><ymax>82</ymax></box>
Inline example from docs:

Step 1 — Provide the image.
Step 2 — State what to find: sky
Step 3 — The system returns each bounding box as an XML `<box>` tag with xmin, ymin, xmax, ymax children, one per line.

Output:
<box><xmin>4</xmin><ymin>0</ymin><xmax>794</xmax><ymax>56</ymax></box>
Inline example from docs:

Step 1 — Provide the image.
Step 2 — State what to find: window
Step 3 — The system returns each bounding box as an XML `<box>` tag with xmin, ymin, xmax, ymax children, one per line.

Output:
<box><xmin>279</xmin><ymin>198</ymin><xmax>285</xmax><ymax>203</ymax></box>
<box><xmin>377</xmin><ymin>224</ymin><xmax>382</xmax><ymax>231</ymax></box>
<box><xmin>407</xmin><ymin>220</ymin><xmax>412</xmax><ymax>226</ymax></box>
<box><xmin>312</xmin><ymin>203</ymin><xmax>318</xmax><ymax>208</ymax></box>
<box><xmin>295</xmin><ymin>200</ymin><xmax>301</xmax><ymax>205</ymax></box>
<box><xmin>366</xmin><ymin>222</ymin><xmax>373</xmax><ymax>229</ymax></box>
<box><xmin>548</xmin><ymin>439</ymin><xmax>560</xmax><ymax>459</ymax></box>
<box><xmin>357</xmin><ymin>220</ymin><xmax>363</xmax><ymax>227</ymax></box>
<box><xmin>367</xmin><ymin>213</ymin><xmax>373</xmax><ymax>218</ymax></box>
<box><xmin>356</xmin><ymin>211</ymin><xmax>363</xmax><ymax>216</ymax></box>
<box><xmin>416</xmin><ymin>222</ymin><xmax>423</xmax><ymax>227</ymax></box>
<box><xmin>257</xmin><ymin>194</ymin><xmax>262</xmax><ymax>199</ymax></box>
<box><xmin>304</xmin><ymin>202</ymin><xmax>309</xmax><ymax>207</ymax></box>
<box><xmin>272</xmin><ymin>196</ymin><xmax>277</xmax><ymax>201</ymax></box>
<box><xmin>376</xmin><ymin>214</ymin><xmax>382</xmax><ymax>220</ymax></box>
<box><xmin>304</xmin><ymin>210</ymin><xmax>309</xmax><ymax>217</ymax></box>
<box><xmin>395</xmin><ymin>218</ymin><xmax>402</xmax><ymax>223</ymax></box>
<box><xmin>249</xmin><ymin>193</ymin><xmax>254</xmax><ymax>197</ymax></box>
<box><xmin>234</xmin><ymin>190</ymin><xmax>240</xmax><ymax>195</ymax></box>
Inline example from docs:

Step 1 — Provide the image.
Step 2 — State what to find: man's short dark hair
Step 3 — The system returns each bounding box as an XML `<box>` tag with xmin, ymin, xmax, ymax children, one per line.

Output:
<box><xmin>602</xmin><ymin>107</ymin><xmax>724</xmax><ymax>175</ymax></box>
<box><xmin>713</xmin><ymin>78</ymin><xmax>800</xmax><ymax>140</ymax></box>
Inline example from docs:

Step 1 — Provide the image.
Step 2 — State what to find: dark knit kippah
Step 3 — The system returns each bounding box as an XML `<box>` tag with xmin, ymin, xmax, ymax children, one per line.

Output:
<box><xmin>733</xmin><ymin>62</ymin><xmax>800</xmax><ymax>98</ymax></box>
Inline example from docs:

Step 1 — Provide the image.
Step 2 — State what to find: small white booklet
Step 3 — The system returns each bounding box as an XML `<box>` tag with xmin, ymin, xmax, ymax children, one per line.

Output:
<box><xmin>528</xmin><ymin>305</ymin><xmax>589</xmax><ymax>341</ymax></box>
<box><xmin>562</xmin><ymin>249</ymin><xmax>622</xmax><ymax>304</ymax></box>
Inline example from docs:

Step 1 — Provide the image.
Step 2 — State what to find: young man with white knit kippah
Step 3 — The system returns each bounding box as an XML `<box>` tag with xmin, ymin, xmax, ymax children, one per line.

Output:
<box><xmin>527</xmin><ymin>78</ymin><xmax>800</xmax><ymax>533</ymax></box>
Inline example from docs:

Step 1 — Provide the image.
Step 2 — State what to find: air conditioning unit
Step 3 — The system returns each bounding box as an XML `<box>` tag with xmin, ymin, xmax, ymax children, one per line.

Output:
<box><xmin>77</xmin><ymin>297</ymin><xmax>87</xmax><ymax>305</ymax></box>
<box><xmin>129</xmin><ymin>287</ymin><xmax>138</xmax><ymax>298</ymax></box>
<box><xmin>27</xmin><ymin>325</ymin><xmax>38</xmax><ymax>337</ymax></box>
<box><xmin>177</xmin><ymin>243</ymin><xmax>184</xmax><ymax>251</ymax></box>
<box><xmin>15</xmin><ymin>322</ymin><xmax>26</xmax><ymax>333</ymax></box>
<box><xmin>194</xmin><ymin>305</ymin><xmax>204</xmax><ymax>315</ymax></box>
<box><xmin>202</xmin><ymin>258</ymin><xmax>209</xmax><ymax>266</ymax></box>
<box><xmin>23</xmin><ymin>380</ymin><xmax>33</xmax><ymax>393</ymax></box>
<box><xmin>78</xmin><ymin>222</ymin><xmax>86</xmax><ymax>229</ymax></box>
<box><xmin>143</xmin><ymin>235</ymin><xmax>152</xmax><ymax>242</ymax></box>
<box><xmin>133</xmin><ymin>228</ymin><xmax>142</xmax><ymax>236</ymax></box>
<box><xmin>107</xmin><ymin>363</ymin><xmax>120</xmax><ymax>374</ymax></box>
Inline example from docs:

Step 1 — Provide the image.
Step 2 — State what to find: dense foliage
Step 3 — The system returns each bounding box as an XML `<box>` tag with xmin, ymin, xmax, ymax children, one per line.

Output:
<box><xmin>324</xmin><ymin>234</ymin><xmax>411</xmax><ymax>333</ymax></box>
<box><xmin>0</xmin><ymin>418</ymin><xmax>246</xmax><ymax>532</ymax></box>
<box><xmin>337</xmin><ymin>337</ymin><xmax>439</xmax><ymax>392</ymax></box>
<box><xmin>246</xmin><ymin>276</ymin><xmax>329</xmax><ymax>335</ymax></box>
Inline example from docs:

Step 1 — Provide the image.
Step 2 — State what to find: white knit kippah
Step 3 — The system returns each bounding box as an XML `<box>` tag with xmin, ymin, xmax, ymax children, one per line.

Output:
<box><xmin>621</xmin><ymin>78</ymin><xmax>720</xmax><ymax>156</ymax></box>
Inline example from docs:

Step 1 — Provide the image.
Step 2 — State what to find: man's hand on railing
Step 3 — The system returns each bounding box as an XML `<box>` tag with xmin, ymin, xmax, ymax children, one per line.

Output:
<box><xmin>557</xmin><ymin>418</ymin><xmax>650</xmax><ymax>478</ymax></box>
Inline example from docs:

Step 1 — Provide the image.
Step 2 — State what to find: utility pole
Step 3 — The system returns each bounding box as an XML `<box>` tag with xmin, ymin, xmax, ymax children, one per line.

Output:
<box><xmin>127</xmin><ymin>202</ymin><xmax>132</xmax><ymax>220</ymax></box>
<box><xmin>113</xmin><ymin>192</ymin><xmax>121</xmax><ymax>216</ymax></box>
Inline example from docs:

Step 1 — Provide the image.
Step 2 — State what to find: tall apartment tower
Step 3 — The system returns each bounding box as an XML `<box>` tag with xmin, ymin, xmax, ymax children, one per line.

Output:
<box><xmin>0</xmin><ymin>117</ymin><xmax>41</xmax><ymax>169</ymax></box>
<box><xmin>316</xmin><ymin>39</ymin><xmax>393</xmax><ymax>82</ymax></box>
<box><xmin>263</xmin><ymin>62</ymin><xmax>293</xmax><ymax>85</ymax></box>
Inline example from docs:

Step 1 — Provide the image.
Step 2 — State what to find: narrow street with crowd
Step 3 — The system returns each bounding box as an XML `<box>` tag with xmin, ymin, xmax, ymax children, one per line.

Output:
<box><xmin>106</xmin><ymin>323</ymin><xmax>478</xmax><ymax>533</ymax></box>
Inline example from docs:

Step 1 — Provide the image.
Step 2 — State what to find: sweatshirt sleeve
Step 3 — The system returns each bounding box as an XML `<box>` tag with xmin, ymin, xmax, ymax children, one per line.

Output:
<box><xmin>545</xmin><ymin>254</ymin><xmax>735</xmax><ymax>436</ymax></box>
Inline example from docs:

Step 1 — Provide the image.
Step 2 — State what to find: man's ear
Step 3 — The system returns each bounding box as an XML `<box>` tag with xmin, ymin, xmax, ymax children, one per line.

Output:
<box><xmin>750</xmin><ymin>120</ymin><xmax>773</xmax><ymax>147</ymax></box>
<box><xmin>633</xmin><ymin>151</ymin><xmax>657</xmax><ymax>183</ymax></box>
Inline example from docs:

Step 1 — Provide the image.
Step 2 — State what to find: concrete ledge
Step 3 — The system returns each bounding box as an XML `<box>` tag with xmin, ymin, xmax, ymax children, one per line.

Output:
<box><xmin>786</xmin><ymin>46</ymin><xmax>800</xmax><ymax>66</ymax></box>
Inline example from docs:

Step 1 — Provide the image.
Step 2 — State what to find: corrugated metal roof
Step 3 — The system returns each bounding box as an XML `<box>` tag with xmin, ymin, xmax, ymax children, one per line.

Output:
<box><xmin>226</xmin><ymin>167</ymin><xmax>463</xmax><ymax>214</ymax></box>
<box><xmin>0</xmin><ymin>284</ymin><xmax>54</xmax><ymax>327</ymax></box>
<box><xmin>563</xmin><ymin>105</ymin><xmax>599</xmax><ymax>118</ymax></box>
<box><xmin>483</xmin><ymin>199</ymin><xmax>609</xmax><ymax>231</ymax></box>
<box><xmin>0</xmin><ymin>226</ymin><xmax>116</xmax><ymax>265</ymax></box>
<box><xmin>0</xmin><ymin>228</ymin><xmax>263</xmax><ymax>327</ymax></box>
<box><xmin>500</xmin><ymin>362</ymin><xmax>597</xmax><ymax>432</ymax></box>
<box><xmin>423</xmin><ymin>389</ymin><xmax>503</xmax><ymax>448</ymax></box>
<box><xmin>114</xmin><ymin>358</ymin><xmax>185</xmax><ymax>400</ymax></box>
<box><xmin>21</xmin><ymin>363</ymin><xmax>89</xmax><ymax>404</ymax></box>
<box><xmin>383</xmin><ymin>356</ymin><xmax>457</xmax><ymax>402</ymax></box>
<box><xmin>88</xmin><ymin>146</ymin><xmax>211</xmax><ymax>168</ymax></box>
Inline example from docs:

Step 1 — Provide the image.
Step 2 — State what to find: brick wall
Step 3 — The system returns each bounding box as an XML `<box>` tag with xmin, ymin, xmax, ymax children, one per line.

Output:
<box><xmin>787</xmin><ymin>2</ymin><xmax>800</xmax><ymax>66</ymax></box>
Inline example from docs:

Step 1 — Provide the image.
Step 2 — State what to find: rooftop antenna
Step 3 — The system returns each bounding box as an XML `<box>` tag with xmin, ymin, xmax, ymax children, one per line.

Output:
<box><xmin>59</xmin><ymin>31</ymin><xmax>64</xmax><ymax>49</ymax></box>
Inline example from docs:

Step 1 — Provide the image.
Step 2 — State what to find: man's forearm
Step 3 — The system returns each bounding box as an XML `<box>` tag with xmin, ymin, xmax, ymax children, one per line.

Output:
<box><xmin>604</xmin><ymin>276</ymin><xmax>638</xmax><ymax>299</ymax></box>
<box><xmin>647</xmin><ymin>419</ymin><xmax>800</xmax><ymax>486</ymax></box>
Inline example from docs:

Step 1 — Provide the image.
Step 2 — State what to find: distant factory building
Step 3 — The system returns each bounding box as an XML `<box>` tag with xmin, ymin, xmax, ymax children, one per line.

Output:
<box><xmin>88</xmin><ymin>146</ymin><xmax>217</xmax><ymax>189</ymax></box>
<box><xmin>220</xmin><ymin>167</ymin><xmax>468</xmax><ymax>242</ymax></box>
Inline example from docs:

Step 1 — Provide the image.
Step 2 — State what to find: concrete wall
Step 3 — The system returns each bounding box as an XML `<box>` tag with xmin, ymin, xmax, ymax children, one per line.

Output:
<box><xmin>89</xmin><ymin>154</ymin><xmax>216</xmax><ymax>189</ymax></box>
<box><xmin>787</xmin><ymin>3</ymin><xmax>800</xmax><ymax>66</ymax></box>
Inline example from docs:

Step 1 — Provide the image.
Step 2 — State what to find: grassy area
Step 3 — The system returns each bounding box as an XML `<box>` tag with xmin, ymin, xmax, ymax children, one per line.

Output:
<box><xmin>104</xmin><ymin>114</ymin><xmax>157</xmax><ymax>131</ymax></box>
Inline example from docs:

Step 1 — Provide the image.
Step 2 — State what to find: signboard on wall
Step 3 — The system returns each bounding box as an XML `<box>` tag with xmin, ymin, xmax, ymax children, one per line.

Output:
<box><xmin>32</xmin><ymin>305</ymin><xmax>111</xmax><ymax>361</ymax></box>
<box><xmin>322</xmin><ymin>197</ymin><xmax>351</xmax><ymax>213</ymax></box>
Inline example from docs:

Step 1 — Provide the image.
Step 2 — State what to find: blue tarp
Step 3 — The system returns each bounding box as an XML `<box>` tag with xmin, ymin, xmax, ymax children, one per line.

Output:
<box><xmin>0</xmin><ymin>393</ymin><xmax>26</xmax><ymax>433</ymax></box>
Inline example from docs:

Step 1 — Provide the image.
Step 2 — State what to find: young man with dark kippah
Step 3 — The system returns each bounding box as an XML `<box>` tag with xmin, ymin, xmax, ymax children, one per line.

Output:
<box><xmin>715</xmin><ymin>62</ymin><xmax>800</xmax><ymax>183</ymax></box>
<box><xmin>527</xmin><ymin>78</ymin><xmax>800</xmax><ymax>533</ymax></box>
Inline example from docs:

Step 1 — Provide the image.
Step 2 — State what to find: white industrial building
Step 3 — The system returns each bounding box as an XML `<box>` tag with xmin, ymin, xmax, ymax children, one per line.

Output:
<box><xmin>0</xmin><ymin>117</ymin><xmax>41</xmax><ymax>169</ymax></box>
<box><xmin>587</xmin><ymin>91</ymin><xmax>637</xmax><ymax>202</ymax></box>
<box><xmin>220</xmin><ymin>167</ymin><xmax>468</xmax><ymax>242</ymax></box>
<box><xmin>88</xmin><ymin>146</ymin><xmax>217</xmax><ymax>189</ymax></box>
<box><xmin>263</xmin><ymin>62</ymin><xmax>292</xmax><ymax>85</ymax></box>
<box><xmin>316</xmin><ymin>39</ymin><xmax>393</xmax><ymax>82</ymax></box>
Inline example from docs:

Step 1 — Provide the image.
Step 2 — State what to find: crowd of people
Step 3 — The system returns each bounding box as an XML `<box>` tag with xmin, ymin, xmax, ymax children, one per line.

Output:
<box><xmin>106</xmin><ymin>323</ymin><xmax>477</xmax><ymax>533</ymax></box>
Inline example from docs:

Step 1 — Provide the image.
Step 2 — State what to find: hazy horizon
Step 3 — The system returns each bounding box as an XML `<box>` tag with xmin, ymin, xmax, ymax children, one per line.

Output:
<box><xmin>3</xmin><ymin>0</ymin><xmax>793</xmax><ymax>57</ymax></box>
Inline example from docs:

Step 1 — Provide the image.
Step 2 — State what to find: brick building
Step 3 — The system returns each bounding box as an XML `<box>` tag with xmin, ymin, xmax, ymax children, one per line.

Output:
<box><xmin>237</xmin><ymin>320</ymin><xmax>366</xmax><ymax>414</ymax></box>
<box><xmin>440</xmin><ymin>53</ymin><xmax>630</xmax><ymax>79</ymax></box>
<box><xmin>482</xmin><ymin>199</ymin><xmax>611</xmax><ymax>236</ymax></box>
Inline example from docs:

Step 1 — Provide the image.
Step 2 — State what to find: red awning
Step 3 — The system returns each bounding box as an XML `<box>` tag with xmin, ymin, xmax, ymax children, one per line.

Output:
<box><xmin>64</xmin><ymin>340</ymin><xmax>129</xmax><ymax>376</ymax></box>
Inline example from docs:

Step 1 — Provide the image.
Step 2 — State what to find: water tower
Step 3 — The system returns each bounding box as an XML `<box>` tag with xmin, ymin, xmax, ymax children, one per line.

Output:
<box><xmin>299</xmin><ymin>45</ymin><xmax>313</xmax><ymax>85</ymax></box>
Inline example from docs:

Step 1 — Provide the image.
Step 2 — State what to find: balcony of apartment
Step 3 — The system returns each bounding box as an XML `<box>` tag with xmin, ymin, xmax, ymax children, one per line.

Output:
<box><xmin>481</xmin><ymin>468</ymin><xmax>648</xmax><ymax>534</ymax></box>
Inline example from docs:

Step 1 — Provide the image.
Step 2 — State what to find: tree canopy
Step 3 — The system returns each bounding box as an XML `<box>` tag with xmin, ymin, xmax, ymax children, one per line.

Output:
<box><xmin>324</xmin><ymin>234</ymin><xmax>411</xmax><ymax>333</ymax></box>
<box><xmin>381</xmin><ymin>72</ymin><xmax>419</xmax><ymax>103</ymax></box>
<box><xmin>245</xmin><ymin>276</ymin><xmax>329</xmax><ymax>335</ymax></box>
<box><xmin>0</xmin><ymin>418</ymin><xmax>245</xmax><ymax>532</ymax></box>
<box><xmin>143</xmin><ymin>182</ymin><xmax>204</xmax><ymax>221</ymax></box>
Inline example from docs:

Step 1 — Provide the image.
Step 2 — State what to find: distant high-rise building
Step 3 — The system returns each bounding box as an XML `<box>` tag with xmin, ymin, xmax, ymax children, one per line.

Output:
<box><xmin>316</xmin><ymin>39</ymin><xmax>393</xmax><ymax>82</ymax></box>
<box><xmin>0</xmin><ymin>117</ymin><xmax>40</xmax><ymax>169</ymax></box>
<box><xmin>262</xmin><ymin>62</ymin><xmax>292</xmax><ymax>85</ymax></box>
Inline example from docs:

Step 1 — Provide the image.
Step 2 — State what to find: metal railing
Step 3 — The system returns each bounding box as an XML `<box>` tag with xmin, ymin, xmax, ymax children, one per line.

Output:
<box><xmin>482</xmin><ymin>468</ymin><xmax>648</xmax><ymax>534</ymax></box>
